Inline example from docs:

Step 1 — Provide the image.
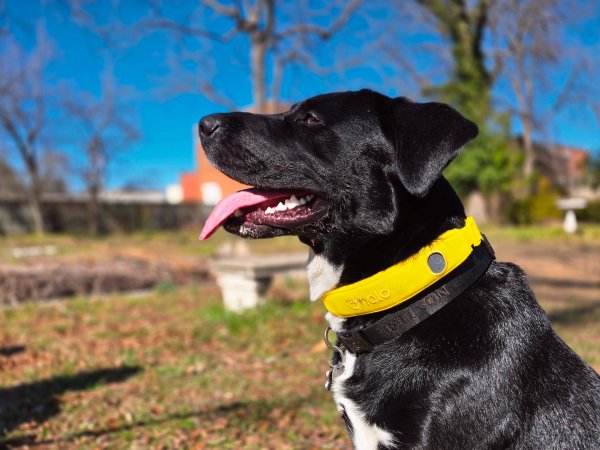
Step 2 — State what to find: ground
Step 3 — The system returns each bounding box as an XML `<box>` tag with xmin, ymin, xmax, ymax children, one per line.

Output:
<box><xmin>0</xmin><ymin>225</ymin><xmax>599</xmax><ymax>449</ymax></box>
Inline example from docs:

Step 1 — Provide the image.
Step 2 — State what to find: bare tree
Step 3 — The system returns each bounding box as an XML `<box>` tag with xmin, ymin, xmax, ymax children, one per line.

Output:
<box><xmin>388</xmin><ymin>0</ymin><xmax>500</xmax><ymax>123</ymax></box>
<box><xmin>490</xmin><ymin>0</ymin><xmax>597</xmax><ymax>180</ymax></box>
<box><xmin>66</xmin><ymin>66</ymin><xmax>139</xmax><ymax>234</ymax></box>
<box><xmin>0</xmin><ymin>25</ymin><xmax>54</xmax><ymax>234</ymax></box>
<box><xmin>39</xmin><ymin>149</ymin><xmax>70</xmax><ymax>194</ymax></box>
<box><xmin>386</xmin><ymin>0</ymin><xmax>598</xmax><ymax>194</ymax></box>
<box><xmin>143</xmin><ymin>0</ymin><xmax>362</xmax><ymax>112</ymax></box>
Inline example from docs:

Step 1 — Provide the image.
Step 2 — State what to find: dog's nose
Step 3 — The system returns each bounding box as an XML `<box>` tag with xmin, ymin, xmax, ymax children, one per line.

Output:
<box><xmin>199</xmin><ymin>114</ymin><xmax>223</xmax><ymax>137</ymax></box>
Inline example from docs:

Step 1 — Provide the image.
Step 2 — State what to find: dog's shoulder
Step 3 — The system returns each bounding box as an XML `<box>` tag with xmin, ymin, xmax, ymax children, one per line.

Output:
<box><xmin>347</xmin><ymin>260</ymin><xmax>600</xmax><ymax>449</ymax></box>
<box><xmin>471</xmin><ymin>261</ymin><xmax>600</xmax><ymax>445</ymax></box>
<box><xmin>469</xmin><ymin>261</ymin><xmax>548</xmax><ymax>322</ymax></box>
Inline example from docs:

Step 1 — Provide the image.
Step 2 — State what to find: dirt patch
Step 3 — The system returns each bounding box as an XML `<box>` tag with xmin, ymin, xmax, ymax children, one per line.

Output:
<box><xmin>494</xmin><ymin>239</ymin><xmax>600</xmax><ymax>305</ymax></box>
<box><xmin>0</xmin><ymin>258</ymin><xmax>211</xmax><ymax>305</ymax></box>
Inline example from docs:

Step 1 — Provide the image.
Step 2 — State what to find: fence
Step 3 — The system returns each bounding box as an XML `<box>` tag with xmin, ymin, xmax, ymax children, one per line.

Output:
<box><xmin>0</xmin><ymin>196</ymin><xmax>211</xmax><ymax>234</ymax></box>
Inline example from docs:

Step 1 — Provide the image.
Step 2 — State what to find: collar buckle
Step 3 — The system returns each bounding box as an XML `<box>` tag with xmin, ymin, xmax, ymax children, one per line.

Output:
<box><xmin>337</xmin><ymin>329</ymin><xmax>373</xmax><ymax>354</ymax></box>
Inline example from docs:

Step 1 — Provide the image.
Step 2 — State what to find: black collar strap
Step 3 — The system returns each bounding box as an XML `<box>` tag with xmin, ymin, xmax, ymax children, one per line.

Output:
<box><xmin>336</xmin><ymin>236</ymin><xmax>496</xmax><ymax>354</ymax></box>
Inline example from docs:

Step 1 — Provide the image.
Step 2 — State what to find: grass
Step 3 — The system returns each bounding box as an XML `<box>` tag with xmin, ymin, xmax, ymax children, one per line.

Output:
<box><xmin>0</xmin><ymin>228</ymin><xmax>598</xmax><ymax>448</ymax></box>
<box><xmin>485</xmin><ymin>222</ymin><xmax>600</xmax><ymax>242</ymax></box>
<box><xmin>2</xmin><ymin>223</ymin><xmax>598</xmax><ymax>267</ymax></box>
<box><xmin>0</xmin><ymin>281</ymin><xmax>598</xmax><ymax>449</ymax></box>
<box><xmin>0</xmin><ymin>228</ymin><xmax>305</xmax><ymax>266</ymax></box>
<box><xmin>0</xmin><ymin>285</ymin><xmax>346</xmax><ymax>449</ymax></box>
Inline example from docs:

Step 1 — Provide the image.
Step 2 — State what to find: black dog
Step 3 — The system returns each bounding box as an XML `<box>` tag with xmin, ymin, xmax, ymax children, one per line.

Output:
<box><xmin>198</xmin><ymin>90</ymin><xmax>600</xmax><ymax>449</ymax></box>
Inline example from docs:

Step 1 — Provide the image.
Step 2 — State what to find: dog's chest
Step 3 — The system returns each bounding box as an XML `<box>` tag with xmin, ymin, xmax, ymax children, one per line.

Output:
<box><xmin>325</xmin><ymin>317</ymin><xmax>395</xmax><ymax>450</ymax></box>
<box><xmin>329</xmin><ymin>349</ymin><xmax>395</xmax><ymax>450</ymax></box>
<box><xmin>308</xmin><ymin>252</ymin><xmax>395</xmax><ymax>449</ymax></box>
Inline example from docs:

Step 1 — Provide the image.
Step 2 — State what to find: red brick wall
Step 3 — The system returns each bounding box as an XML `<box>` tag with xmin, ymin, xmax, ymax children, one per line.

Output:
<box><xmin>180</xmin><ymin>141</ymin><xmax>248</xmax><ymax>203</ymax></box>
<box><xmin>180</xmin><ymin>172</ymin><xmax>200</xmax><ymax>202</ymax></box>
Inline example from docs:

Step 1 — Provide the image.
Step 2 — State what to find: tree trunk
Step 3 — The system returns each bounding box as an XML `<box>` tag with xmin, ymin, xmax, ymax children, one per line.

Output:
<box><xmin>452</xmin><ymin>17</ymin><xmax>491</xmax><ymax>121</ymax></box>
<box><xmin>249</xmin><ymin>0</ymin><xmax>273</xmax><ymax>113</ymax></box>
<box><xmin>24</xmin><ymin>156</ymin><xmax>45</xmax><ymax>235</ymax></box>
<box><xmin>421</xmin><ymin>0</ymin><xmax>492</xmax><ymax>123</ymax></box>
<box><xmin>251</xmin><ymin>36</ymin><xmax>268</xmax><ymax>113</ymax></box>
<box><xmin>522</xmin><ymin>115</ymin><xmax>535</xmax><ymax>178</ymax></box>
<box><xmin>486</xmin><ymin>190</ymin><xmax>503</xmax><ymax>223</ymax></box>
<box><xmin>27</xmin><ymin>185</ymin><xmax>45</xmax><ymax>235</ymax></box>
<box><xmin>88</xmin><ymin>186</ymin><xmax>101</xmax><ymax>235</ymax></box>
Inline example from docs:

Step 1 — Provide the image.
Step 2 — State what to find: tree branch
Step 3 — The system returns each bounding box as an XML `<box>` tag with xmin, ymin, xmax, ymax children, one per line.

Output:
<box><xmin>202</xmin><ymin>0</ymin><xmax>241</xmax><ymax>19</ymax></box>
<box><xmin>277</xmin><ymin>0</ymin><xmax>361</xmax><ymax>40</ymax></box>
<box><xmin>381</xmin><ymin>42</ymin><xmax>433</xmax><ymax>92</ymax></box>
<box><xmin>143</xmin><ymin>17</ymin><xmax>236</xmax><ymax>42</ymax></box>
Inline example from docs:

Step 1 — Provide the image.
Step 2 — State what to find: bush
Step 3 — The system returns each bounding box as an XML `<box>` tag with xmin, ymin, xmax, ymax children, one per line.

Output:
<box><xmin>578</xmin><ymin>200</ymin><xmax>600</xmax><ymax>223</ymax></box>
<box><xmin>506</xmin><ymin>198</ymin><xmax>533</xmax><ymax>225</ymax></box>
<box><xmin>505</xmin><ymin>177</ymin><xmax>561</xmax><ymax>225</ymax></box>
<box><xmin>530</xmin><ymin>192</ymin><xmax>562</xmax><ymax>222</ymax></box>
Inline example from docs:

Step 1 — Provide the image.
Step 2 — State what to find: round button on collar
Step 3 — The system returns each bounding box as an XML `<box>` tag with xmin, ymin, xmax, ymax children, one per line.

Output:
<box><xmin>428</xmin><ymin>252</ymin><xmax>446</xmax><ymax>274</ymax></box>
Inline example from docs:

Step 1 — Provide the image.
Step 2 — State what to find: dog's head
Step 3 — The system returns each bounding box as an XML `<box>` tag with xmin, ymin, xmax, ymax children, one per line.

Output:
<box><xmin>199</xmin><ymin>89</ymin><xmax>477</xmax><ymax>249</ymax></box>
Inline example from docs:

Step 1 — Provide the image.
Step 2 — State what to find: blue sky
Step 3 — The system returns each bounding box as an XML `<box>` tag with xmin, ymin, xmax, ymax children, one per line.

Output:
<box><xmin>3</xmin><ymin>0</ymin><xmax>600</xmax><ymax>191</ymax></box>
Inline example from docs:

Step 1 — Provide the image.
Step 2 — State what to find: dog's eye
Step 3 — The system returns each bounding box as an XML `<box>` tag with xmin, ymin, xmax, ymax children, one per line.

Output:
<box><xmin>303</xmin><ymin>113</ymin><xmax>321</xmax><ymax>125</ymax></box>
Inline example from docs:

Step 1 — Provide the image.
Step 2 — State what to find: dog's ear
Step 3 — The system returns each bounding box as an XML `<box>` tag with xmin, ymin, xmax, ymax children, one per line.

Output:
<box><xmin>390</xmin><ymin>98</ymin><xmax>478</xmax><ymax>197</ymax></box>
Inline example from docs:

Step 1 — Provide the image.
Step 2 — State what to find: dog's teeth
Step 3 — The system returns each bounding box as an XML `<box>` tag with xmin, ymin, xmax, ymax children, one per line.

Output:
<box><xmin>276</xmin><ymin>202</ymin><xmax>286</xmax><ymax>211</ymax></box>
<box><xmin>233</xmin><ymin>209</ymin><xmax>242</xmax><ymax>217</ymax></box>
<box><xmin>285</xmin><ymin>198</ymin><xmax>299</xmax><ymax>209</ymax></box>
<box><xmin>265</xmin><ymin>207</ymin><xmax>275</xmax><ymax>214</ymax></box>
<box><xmin>290</xmin><ymin>195</ymin><xmax>299</xmax><ymax>204</ymax></box>
<box><xmin>299</xmin><ymin>197</ymin><xmax>307</xmax><ymax>205</ymax></box>
<box><xmin>307</xmin><ymin>194</ymin><xmax>314</xmax><ymax>201</ymax></box>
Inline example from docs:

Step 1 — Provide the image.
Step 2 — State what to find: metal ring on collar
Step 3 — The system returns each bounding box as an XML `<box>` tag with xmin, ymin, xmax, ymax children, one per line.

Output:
<box><xmin>323</xmin><ymin>325</ymin><xmax>342</xmax><ymax>354</ymax></box>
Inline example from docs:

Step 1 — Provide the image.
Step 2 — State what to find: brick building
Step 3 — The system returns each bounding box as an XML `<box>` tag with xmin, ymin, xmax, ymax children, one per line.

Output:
<box><xmin>181</xmin><ymin>102</ymin><xmax>289</xmax><ymax>204</ymax></box>
<box><xmin>180</xmin><ymin>125</ymin><xmax>247</xmax><ymax>204</ymax></box>
<box><xmin>532</xmin><ymin>142</ymin><xmax>589</xmax><ymax>192</ymax></box>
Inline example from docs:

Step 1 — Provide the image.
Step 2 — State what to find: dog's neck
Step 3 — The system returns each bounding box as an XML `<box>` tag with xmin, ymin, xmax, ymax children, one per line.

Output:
<box><xmin>306</xmin><ymin>249</ymin><xmax>344</xmax><ymax>301</ymax></box>
<box><xmin>306</xmin><ymin>179</ymin><xmax>466</xmax><ymax>328</ymax></box>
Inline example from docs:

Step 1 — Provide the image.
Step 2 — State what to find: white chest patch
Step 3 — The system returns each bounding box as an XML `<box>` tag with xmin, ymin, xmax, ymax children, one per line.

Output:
<box><xmin>308</xmin><ymin>251</ymin><xmax>394</xmax><ymax>449</ymax></box>
<box><xmin>335</xmin><ymin>391</ymin><xmax>395</xmax><ymax>450</ymax></box>
<box><xmin>325</xmin><ymin>318</ymin><xmax>395</xmax><ymax>450</ymax></box>
<box><xmin>306</xmin><ymin>250</ymin><xmax>344</xmax><ymax>301</ymax></box>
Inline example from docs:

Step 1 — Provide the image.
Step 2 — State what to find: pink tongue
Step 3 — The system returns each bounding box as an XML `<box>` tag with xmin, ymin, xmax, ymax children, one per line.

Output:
<box><xmin>199</xmin><ymin>188</ymin><xmax>296</xmax><ymax>240</ymax></box>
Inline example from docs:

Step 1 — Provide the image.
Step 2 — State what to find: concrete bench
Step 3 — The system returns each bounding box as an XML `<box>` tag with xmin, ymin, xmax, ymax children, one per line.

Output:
<box><xmin>211</xmin><ymin>252</ymin><xmax>308</xmax><ymax>312</ymax></box>
<box><xmin>556</xmin><ymin>198</ymin><xmax>587</xmax><ymax>234</ymax></box>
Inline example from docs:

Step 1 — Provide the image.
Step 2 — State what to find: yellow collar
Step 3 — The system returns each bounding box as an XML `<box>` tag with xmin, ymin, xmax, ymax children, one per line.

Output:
<box><xmin>322</xmin><ymin>217</ymin><xmax>484</xmax><ymax>318</ymax></box>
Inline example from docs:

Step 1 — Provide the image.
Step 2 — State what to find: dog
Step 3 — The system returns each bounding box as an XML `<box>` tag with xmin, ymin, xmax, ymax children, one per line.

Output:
<box><xmin>198</xmin><ymin>89</ymin><xmax>600</xmax><ymax>449</ymax></box>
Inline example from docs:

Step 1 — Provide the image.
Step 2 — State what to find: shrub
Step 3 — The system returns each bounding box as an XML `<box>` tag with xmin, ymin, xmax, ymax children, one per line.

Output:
<box><xmin>578</xmin><ymin>200</ymin><xmax>600</xmax><ymax>223</ymax></box>
<box><xmin>506</xmin><ymin>198</ymin><xmax>533</xmax><ymax>225</ymax></box>
<box><xmin>505</xmin><ymin>177</ymin><xmax>561</xmax><ymax>224</ymax></box>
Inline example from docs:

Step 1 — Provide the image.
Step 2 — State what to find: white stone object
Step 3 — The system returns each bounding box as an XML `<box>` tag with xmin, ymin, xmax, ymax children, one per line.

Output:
<box><xmin>563</xmin><ymin>210</ymin><xmax>578</xmax><ymax>234</ymax></box>
<box><xmin>216</xmin><ymin>273</ymin><xmax>271</xmax><ymax>312</ymax></box>
<box><xmin>556</xmin><ymin>198</ymin><xmax>587</xmax><ymax>235</ymax></box>
<box><xmin>556</xmin><ymin>198</ymin><xmax>587</xmax><ymax>211</ymax></box>
<box><xmin>211</xmin><ymin>252</ymin><xmax>308</xmax><ymax>312</ymax></box>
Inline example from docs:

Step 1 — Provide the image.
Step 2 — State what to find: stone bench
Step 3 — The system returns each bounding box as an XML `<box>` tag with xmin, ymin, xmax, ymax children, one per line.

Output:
<box><xmin>211</xmin><ymin>252</ymin><xmax>308</xmax><ymax>312</ymax></box>
<box><xmin>556</xmin><ymin>198</ymin><xmax>587</xmax><ymax>234</ymax></box>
